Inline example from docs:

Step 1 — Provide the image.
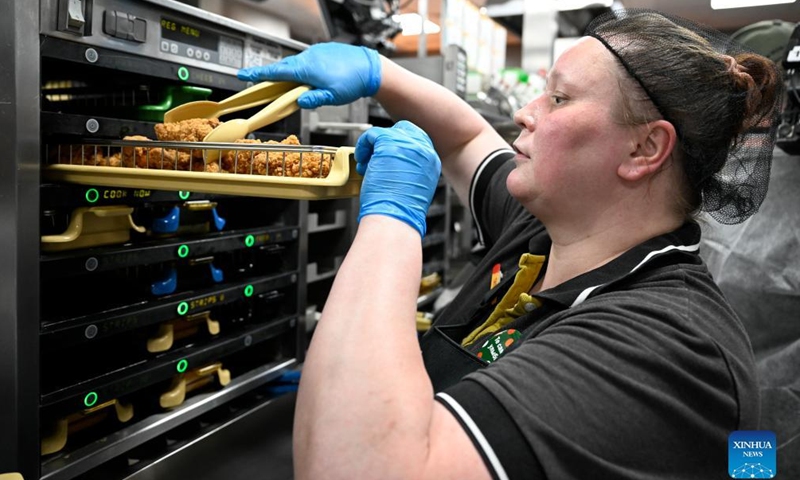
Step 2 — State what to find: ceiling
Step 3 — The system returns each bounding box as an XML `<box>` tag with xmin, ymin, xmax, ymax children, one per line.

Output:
<box><xmin>392</xmin><ymin>0</ymin><xmax>800</xmax><ymax>55</ymax></box>
<box><xmin>399</xmin><ymin>0</ymin><xmax>800</xmax><ymax>32</ymax></box>
<box><xmin>600</xmin><ymin>0</ymin><xmax>800</xmax><ymax>32</ymax></box>
<box><xmin>231</xmin><ymin>0</ymin><xmax>800</xmax><ymax>52</ymax></box>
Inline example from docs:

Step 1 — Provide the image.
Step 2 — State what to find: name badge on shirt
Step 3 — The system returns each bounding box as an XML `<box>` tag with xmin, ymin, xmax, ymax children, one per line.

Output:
<box><xmin>477</xmin><ymin>329</ymin><xmax>522</xmax><ymax>363</ymax></box>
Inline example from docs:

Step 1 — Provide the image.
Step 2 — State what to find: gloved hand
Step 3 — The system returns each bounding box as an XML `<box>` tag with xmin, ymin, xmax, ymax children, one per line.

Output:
<box><xmin>355</xmin><ymin>121</ymin><xmax>442</xmax><ymax>238</ymax></box>
<box><xmin>237</xmin><ymin>42</ymin><xmax>381</xmax><ymax>109</ymax></box>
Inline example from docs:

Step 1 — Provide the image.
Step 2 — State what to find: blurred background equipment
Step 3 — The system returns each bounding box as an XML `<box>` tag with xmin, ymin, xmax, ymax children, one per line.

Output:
<box><xmin>776</xmin><ymin>21</ymin><xmax>800</xmax><ymax>154</ymax></box>
<box><xmin>320</xmin><ymin>0</ymin><xmax>403</xmax><ymax>52</ymax></box>
<box><xmin>701</xmin><ymin>19</ymin><xmax>800</xmax><ymax>479</ymax></box>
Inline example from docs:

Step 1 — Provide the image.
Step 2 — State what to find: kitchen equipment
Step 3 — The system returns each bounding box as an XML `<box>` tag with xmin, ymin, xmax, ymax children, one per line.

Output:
<box><xmin>4</xmin><ymin>0</ymin><xmax>363</xmax><ymax>478</ymax></box>
<box><xmin>202</xmin><ymin>85</ymin><xmax>311</xmax><ymax>160</ymax></box>
<box><xmin>40</xmin><ymin>205</ymin><xmax>146</xmax><ymax>251</ymax></box>
<box><xmin>163</xmin><ymin>81</ymin><xmax>300</xmax><ymax>123</ymax></box>
<box><xmin>45</xmin><ymin>140</ymin><xmax>360</xmax><ymax>199</ymax></box>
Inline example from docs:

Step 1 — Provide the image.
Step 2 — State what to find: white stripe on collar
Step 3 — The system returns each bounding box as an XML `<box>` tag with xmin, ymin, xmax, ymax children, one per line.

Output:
<box><xmin>570</xmin><ymin>242</ymin><xmax>700</xmax><ymax>308</ymax></box>
<box><xmin>470</xmin><ymin>149</ymin><xmax>515</xmax><ymax>247</ymax></box>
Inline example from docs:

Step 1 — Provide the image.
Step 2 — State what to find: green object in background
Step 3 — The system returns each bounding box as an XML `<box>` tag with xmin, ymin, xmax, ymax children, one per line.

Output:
<box><xmin>136</xmin><ymin>85</ymin><xmax>212</xmax><ymax>122</ymax></box>
<box><xmin>500</xmin><ymin>67</ymin><xmax>529</xmax><ymax>84</ymax></box>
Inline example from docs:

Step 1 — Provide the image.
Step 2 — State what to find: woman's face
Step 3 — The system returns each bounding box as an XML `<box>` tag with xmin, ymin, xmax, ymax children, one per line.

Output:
<box><xmin>508</xmin><ymin>37</ymin><xmax>637</xmax><ymax>224</ymax></box>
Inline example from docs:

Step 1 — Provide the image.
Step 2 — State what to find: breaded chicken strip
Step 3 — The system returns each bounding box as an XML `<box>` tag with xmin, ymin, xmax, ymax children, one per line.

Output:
<box><xmin>220</xmin><ymin>135</ymin><xmax>331</xmax><ymax>178</ymax></box>
<box><xmin>154</xmin><ymin>118</ymin><xmax>221</xmax><ymax>142</ymax></box>
<box><xmin>121</xmin><ymin>135</ymin><xmax>207</xmax><ymax>171</ymax></box>
<box><xmin>221</xmin><ymin>139</ymin><xmax>268</xmax><ymax>175</ymax></box>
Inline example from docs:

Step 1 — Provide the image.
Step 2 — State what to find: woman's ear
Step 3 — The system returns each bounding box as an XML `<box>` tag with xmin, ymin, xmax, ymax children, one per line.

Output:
<box><xmin>618</xmin><ymin>120</ymin><xmax>677</xmax><ymax>181</ymax></box>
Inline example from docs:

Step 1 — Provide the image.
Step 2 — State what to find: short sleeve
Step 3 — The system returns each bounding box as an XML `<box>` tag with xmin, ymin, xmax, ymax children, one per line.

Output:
<box><xmin>435</xmin><ymin>297</ymin><xmax>746</xmax><ymax>480</ymax></box>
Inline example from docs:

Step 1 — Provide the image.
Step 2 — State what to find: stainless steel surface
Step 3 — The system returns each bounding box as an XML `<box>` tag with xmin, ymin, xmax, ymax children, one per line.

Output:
<box><xmin>481</xmin><ymin>0</ymin><xmax>800</xmax><ymax>32</ymax></box>
<box><xmin>41</xmin><ymin>358</ymin><xmax>297</xmax><ymax>480</ymax></box>
<box><xmin>394</xmin><ymin>44</ymin><xmax>467</xmax><ymax>98</ymax></box>
<box><xmin>307</xmin><ymin>102</ymin><xmax>373</xmax><ymax>136</ymax></box>
<box><xmin>48</xmin><ymin>138</ymin><xmax>342</xmax><ymax>167</ymax></box>
<box><xmin>41</xmin><ymin>0</ymin><xmax>307</xmax><ymax>77</ymax></box>
<box><xmin>123</xmin><ymin>391</ymin><xmax>298</xmax><ymax>480</ymax></box>
<box><xmin>0</xmin><ymin>0</ymin><xmax>41</xmax><ymax>478</ymax></box>
<box><xmin>51</xmin><ymin>138</ymin><xmax>341</xmax><ymax>152</ymax></box>
<box><xmin>139</xmin><ymin>0</ymin><xmax>305</xmax><ymax>48</ymax></box>
<box><xmin>229</xmin><ymin>0</ymin><xmax>332</xmax><ymax>44</ymax></box>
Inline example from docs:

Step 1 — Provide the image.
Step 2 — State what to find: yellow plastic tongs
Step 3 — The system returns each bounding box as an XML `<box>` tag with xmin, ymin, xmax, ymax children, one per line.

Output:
<box><xmin>163</xmin><ymin>80</ymin><xmax>302</xmax><ymax>123</ymax></box>
<box><xmin>193</xmin><ymin>83</ymin><xmax>312</xmax><ymax>162</ymax></box>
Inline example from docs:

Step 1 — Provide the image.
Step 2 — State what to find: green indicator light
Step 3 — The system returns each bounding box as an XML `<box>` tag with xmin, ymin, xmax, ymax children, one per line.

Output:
<box><xmin>244</xmin><ymin>235</ymin><xmax>255</xmax><ymax>247</ymax></box>
<box><xmin>177</xmin><ymin>66</ymin><xmax>190</xmax><ymax>81</ymax></box>
<box><xmin>244</xmin><ymin>285</ymin><xmax>254</xmax><ymax>297</ymax></box>
<box><xmin>177</xmin><ymin>302</ymin><xmax>189</xmax><ymax>315</ymax></box>
<box><xmin>85</xmin><ymin>188</ymin><xmax>99</xmax><ymax>203</ymax></box>
<box><xmin>179</xmin><ymin>191</ymin><xmax>191</xmax><ymax>200</ymax></box>
<box><xmin>84</xmin><ymin>391</ymin><xmax>98</xmax><ymax>407</ymax></box>
<box><xmin>177</xmin><ymin>359</ymin><xmax>189</xmax><ymax>373</ymax></box>
<box><xmin>177</xmin><ymin>244</ymin><xmax>190</xmax><ymax>258</ymax></box>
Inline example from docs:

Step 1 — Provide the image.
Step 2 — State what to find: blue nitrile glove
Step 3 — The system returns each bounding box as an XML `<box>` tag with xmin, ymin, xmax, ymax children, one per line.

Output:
<box><xmin>355</xmin><ymin>121</ymin><xmax>442</xmax><ymax>238</ymax></box>
<box><xmin>237</xmin><ymin>42</ymin><xmax>381</xmax><ymax>109</ymax></box>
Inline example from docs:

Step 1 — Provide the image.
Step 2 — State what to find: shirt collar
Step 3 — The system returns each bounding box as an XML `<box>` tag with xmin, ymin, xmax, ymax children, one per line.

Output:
<box><xmin>532</xmin><ymin>222</ymin><xmax>702</xmax><ymax>308</ymax></box>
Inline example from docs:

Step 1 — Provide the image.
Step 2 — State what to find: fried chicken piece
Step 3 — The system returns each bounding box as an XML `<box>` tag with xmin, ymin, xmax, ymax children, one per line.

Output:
<box><xmin>268</xmin><ymin>149</ymin><xmax>331</xmax><ymax>178</ymax></box>
<box><xmin>108</xmin><ymin>152</ymin><xmax>123</xmax><ymax>168</ymax></box>
<box><xmin>266</xmin><ymin>135</ymin><xmax>331</xmax><ymax>178</ymax></box>
<box><xmin>121</xmin><ymin>135</ymin><xmax>208</xmax><ymax>171</ymax></box>
<box><xmin>154</xmin><ymin>118</ymin><xmax>222</xmax><ymax>163</ymax></box>
<box><xmin>149</xmin><ymin>148</ymin><xmax>190</xmax><ymax>170</ymax></box>
<box><xmin>221</xmin><ymin>139</ymin><xmax>268</xmax><ymax>175</ymax></box>
<box><xmin>121</xmin><ymin>135</ymin><xmax>153</xmax><ymax>168</ymax></box>
<box><xmin>154</xmin><ymin>118</ymin><xmax>221</xmax><ymax>142</ymax></box>
<box><xmin>145</xmin><ymin>148</ymin><xmax>209</xmax><ymax>171</ymax></box>
<box><xmin>204</xmin><ymin>161</ymin><xmax>223</xmax><ymax>173</ymax></box>
<box><xmin>154</xmin><ymin>117</ymin><xmax>217</xmax><ymax>158</ymax></box>
<box><xmin>109</xmin><ymin>124</ymin><xmax>326</xmax><ymax>176</ymax></box>
<box><xmin>280</xmin><ymin>135</ymin><xmax>300</xmax><ymax>146</ymax></box>
<box><xmin>218</xmin><ymin>135</ymin><xmax>330</xmax><ymax>178</ymax></box>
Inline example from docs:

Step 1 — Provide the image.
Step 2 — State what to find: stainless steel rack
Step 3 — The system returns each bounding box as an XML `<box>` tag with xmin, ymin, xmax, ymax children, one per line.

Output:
<box><xmin>0</xmin><ymin>1</ymin><xmax>334</xmax><ymax>478</ymax></box>
<box><xmin>45</xmin><ymin>139</ymin><xmax>360</xmax><ymax>199</ymax></box>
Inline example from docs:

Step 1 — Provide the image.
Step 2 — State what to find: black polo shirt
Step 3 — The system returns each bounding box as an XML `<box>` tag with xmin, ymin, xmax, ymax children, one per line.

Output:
<box><xmin>421</xmin><ymin>150</ymin><xmax>759</xmax><ymax>480</ymax></box>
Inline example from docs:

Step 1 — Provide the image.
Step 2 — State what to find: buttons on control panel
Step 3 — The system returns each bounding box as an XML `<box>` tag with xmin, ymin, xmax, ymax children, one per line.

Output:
<box><xmin>103</xmin><ymin>10</ymin><xmax>147</xmax><ymax>43</ymax></box>
<box><xmin>161</xmin><ymin>41</ymin><xmax>214</xmax><ymax>63</ymax></box>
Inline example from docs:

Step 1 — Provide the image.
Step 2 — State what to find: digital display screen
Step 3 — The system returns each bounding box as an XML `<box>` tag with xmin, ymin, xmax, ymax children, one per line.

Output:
<box><xmin>161</xmin><ymin>16</ymin><xmax>218</xmax><ymax>51</ymax></box>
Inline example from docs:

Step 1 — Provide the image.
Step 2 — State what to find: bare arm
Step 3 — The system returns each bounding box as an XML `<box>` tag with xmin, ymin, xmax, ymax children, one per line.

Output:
<box><xmin>293</xmin><ymin>216</ymin><xmax>492</xmax><ymax>480</ymax></box>
<box><xmin>238</xmin><ymin>43</ymin><xmax>510</xmax><ymax>206</ymax></box>
<box><xmin>375</xmin><ymin>58</ymin><xmax>510</xmax><ymax>204</ymax></box>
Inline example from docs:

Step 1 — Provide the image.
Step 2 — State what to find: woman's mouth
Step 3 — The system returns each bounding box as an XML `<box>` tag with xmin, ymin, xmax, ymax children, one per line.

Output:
<box><xmin>512</xmin><ymin>143</ymin><xmax>529</xmax><ymax>161</ymax></box>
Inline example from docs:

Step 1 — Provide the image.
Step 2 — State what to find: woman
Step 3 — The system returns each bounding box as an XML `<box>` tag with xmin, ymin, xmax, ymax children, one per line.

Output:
<box><xmin>240</xmin><ymin>9</ymin><xmax>782</xmax><ymax>480</ymax></box>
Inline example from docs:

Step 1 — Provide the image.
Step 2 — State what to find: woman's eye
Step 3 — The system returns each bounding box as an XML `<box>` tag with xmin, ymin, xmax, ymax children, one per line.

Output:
<box><xmin>551</xmin><ymin>95</ymin><xmax>566</xmax><ymax>105</ymax></box>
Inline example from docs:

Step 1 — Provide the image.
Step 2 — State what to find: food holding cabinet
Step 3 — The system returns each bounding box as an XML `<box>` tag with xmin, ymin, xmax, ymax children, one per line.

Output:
<box><xmin>1</xmin><ymin>0</ymin><xmax>363</xmax><ymax>478</ymax></box>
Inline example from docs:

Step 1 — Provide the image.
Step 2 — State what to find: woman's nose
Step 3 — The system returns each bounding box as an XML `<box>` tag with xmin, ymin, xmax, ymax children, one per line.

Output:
<box><xmin>514</xmin><ymin>101</ymin><xmax>538</xmax><ymax>130</ymax></box>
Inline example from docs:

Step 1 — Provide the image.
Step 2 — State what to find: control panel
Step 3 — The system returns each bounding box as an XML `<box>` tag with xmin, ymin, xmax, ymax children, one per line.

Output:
<box><xmin>41</xmin><ymin>0</ymin><xmax>305</xmax><ymax>76</ymax></box>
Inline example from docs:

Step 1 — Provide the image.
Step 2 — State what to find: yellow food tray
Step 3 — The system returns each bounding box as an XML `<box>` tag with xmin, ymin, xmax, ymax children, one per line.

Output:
<box><xmin>44</xmin><ymin>139</ymin><xmax>361</xmax><ymax>200</ymax></box>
